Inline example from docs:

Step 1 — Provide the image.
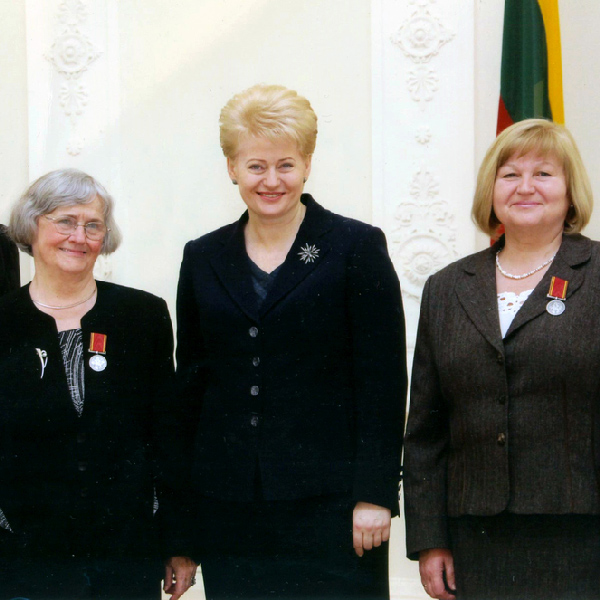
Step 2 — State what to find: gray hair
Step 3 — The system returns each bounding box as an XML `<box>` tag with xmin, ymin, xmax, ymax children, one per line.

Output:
<box><xmin>9</xmin><ymin>168</ymin><xmax>122</xmax><ymax>256</ymax></box>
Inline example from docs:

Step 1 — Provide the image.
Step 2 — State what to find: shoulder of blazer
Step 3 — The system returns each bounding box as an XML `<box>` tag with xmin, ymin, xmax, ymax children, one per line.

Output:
<box><xmin>0</xmin><ymin>284</ymin><xmax>39</xmax><ymax>322</ymax></box>
<box><xmin>184</xmin><ymin>220</ymin><xmax>241</xmax><ymax>257</ymax></box>
<box><xmin>426</xmin><ymin>243</ymin><xmax>495</xmax><ymax>290</ymax></box>
<box><xmin>94</xmin><ymin>280</ymin><xmax>166</xmax><ymax>307</ymax></box>
<box><xmin>0</xmin><ymin>285</ymin><xmax>25</xmax><ymax>313</ymax></box>
<box><xmin>91</xmin><ymin>281</ymin><xmax>169</xmax><ymax>323</ymax></box>
<box><xmin>0</xmin><ymin>286</ymin><xmax>57</xmax><ymax>350</ymax></box>
<box><xmin>557</xmin><ymin>233</ymin><xmax>593</xmax><ymax>267</ymax></box>
<box><xmin>299</xmin><ymin>194</ymin><xmax>383</xmax><ymax>247</ymax></box>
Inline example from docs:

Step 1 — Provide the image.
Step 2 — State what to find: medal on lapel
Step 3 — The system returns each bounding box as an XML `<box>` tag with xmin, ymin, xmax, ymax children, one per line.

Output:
<box><xmin>546</xmin><ymin>276</ymin><xmax>568</xmax><ymax>316</ymax></box>
<box><xmin>88</xmin><ymin>332</ymin><xmax>107</xmax><ymax>371</ymax></box>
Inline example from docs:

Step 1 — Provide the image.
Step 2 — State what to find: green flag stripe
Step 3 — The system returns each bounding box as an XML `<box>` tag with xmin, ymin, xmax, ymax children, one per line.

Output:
<box><xmin>500</xmin><ymin>0</ymin><xmax>552</xmax><ymax>123</ymax></box>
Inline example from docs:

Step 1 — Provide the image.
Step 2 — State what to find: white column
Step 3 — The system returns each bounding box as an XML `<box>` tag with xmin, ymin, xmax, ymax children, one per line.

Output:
<box><xmin>372</xmin><ymin>1</ymin><xmax>477</xmax><ymax>597</ymax></box>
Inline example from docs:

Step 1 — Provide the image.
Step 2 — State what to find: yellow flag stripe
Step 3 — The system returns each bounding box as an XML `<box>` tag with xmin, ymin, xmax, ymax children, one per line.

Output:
<box><xmin>537</xmin><ymin>0</ymin><xmax>564</xmax><ymax>123</ymax></box>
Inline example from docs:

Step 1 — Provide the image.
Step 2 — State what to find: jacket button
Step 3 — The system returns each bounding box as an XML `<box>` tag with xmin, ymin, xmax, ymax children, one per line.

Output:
<box><xmin>78</xmin><ymin>461</ymin><xmax>88</xmax><ymax>472</ymax></box>
<box><xmin>252</xmin><ymin>357</ymin><xmax>260</xmax><ymax>367</ymax></box>
<box><xmin>249</xmin><ymin>327</ymin><xmax>258</xmax><ymax>338</ymax></box>
<box><xmin>497</xmin><ymin>433</ymin><xmax>506</xmax><ymax>446</ymax></box>
<box><xmin>496</xmin><ymin>354</ymin><xmax>504</xmax><ymax>364</ymax></box>
<box><xmin>250</xmin><ymin>385</ymin><xmax>259</xmax><ymax>396</ymax></box>
<box><xmin>250</xmin><ymin>415</ymin><xmax>259</xmax><ymax>427</ymax></box>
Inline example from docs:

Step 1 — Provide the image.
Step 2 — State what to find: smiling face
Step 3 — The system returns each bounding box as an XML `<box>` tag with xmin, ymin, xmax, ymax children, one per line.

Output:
<box><xmin>493</xmin><ymin>151</ymin><xmax>569</xmax><ymax>236</ymax></box>
<box><xmin>227</xmin><ymin>136</ymin><xmax>311</xmax><ymax>223</ymax></box>
<box><xmin>32</xmin><ymin>196</ymin><xmax>106</xmax><ymax>278</ymax></box>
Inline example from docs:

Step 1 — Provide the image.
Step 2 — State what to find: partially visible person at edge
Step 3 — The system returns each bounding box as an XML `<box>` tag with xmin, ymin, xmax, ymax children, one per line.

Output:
<box><xmin>403</xmin><ymin>118</ymin><xmax>600</xmax><ymax>600</ymax></box>
<box><xmin>0</xmin><ymin>169</ymin><xmax>175</xmax><ymax>599</ymax></box>
<box><xmin>0</xmin><ymin>223</ymin><xmax>19</xmax><ymax>296</ymax></box>
<box><xmin>163</xmin><ymin>83</ymin><xmax>407</xmax><ymax>600</ymax></box>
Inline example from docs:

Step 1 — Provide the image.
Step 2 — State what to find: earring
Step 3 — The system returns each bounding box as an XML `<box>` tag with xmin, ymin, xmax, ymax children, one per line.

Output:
<box><xmin>303</xmin><ymin>178</ymin><xmax>307</xmax><ymax>183</ymax></box>
<box><xmin>231</xmin><ymin>179</ymin><xmax>238</xmax><ymax>185</ymax></box>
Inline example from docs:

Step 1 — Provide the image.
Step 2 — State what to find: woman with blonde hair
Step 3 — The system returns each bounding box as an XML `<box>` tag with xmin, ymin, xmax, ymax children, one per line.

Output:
<box><xmin>165</xmin><ymin>84</ymin><xmax>407</xmax><ymax>599</ymax></box>
<box><xmin>404</xmin><ymin>119</ymin><xmax>600</xmax><ymax>600</ymax></box>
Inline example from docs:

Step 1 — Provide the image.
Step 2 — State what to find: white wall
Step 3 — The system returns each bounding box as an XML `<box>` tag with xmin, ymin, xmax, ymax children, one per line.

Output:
<box><xmin>115</xmin><ymin>0</ymin><xmax>372</xmax><ymax>314</ymax></box>
<box><xmin>0</xmin><ymin>1</ymin><xmax>28</xmax><ymax>223</ymax></box>
<box><xmin>560</xmin><ymin>1</ymin><xmax>600</xmax><ymax>237</ymax></box>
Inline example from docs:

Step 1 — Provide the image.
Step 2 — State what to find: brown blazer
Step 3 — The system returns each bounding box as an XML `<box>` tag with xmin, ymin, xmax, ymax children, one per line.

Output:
<box><xmin>403</xmin><ymin>233</ymin><xmax>600</xmax><ymax>559</ymax></box>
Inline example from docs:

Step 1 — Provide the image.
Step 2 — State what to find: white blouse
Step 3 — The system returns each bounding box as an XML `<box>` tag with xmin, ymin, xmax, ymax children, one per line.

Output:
<box><xmin>497</xmin><ymin>289</ymin><xmax>533</xmax><ymax>338</ymax></box>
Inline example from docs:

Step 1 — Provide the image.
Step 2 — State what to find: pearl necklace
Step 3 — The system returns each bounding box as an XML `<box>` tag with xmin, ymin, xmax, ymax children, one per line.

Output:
<box><xmin>32</xmin><ymin>286</ymin><xmax>97</xmax><ymax>310</ymax></box>
<box><xmin>495</xmin><ymin>250</ymin><xmax>557</xmax><ymax>280</ymax></box>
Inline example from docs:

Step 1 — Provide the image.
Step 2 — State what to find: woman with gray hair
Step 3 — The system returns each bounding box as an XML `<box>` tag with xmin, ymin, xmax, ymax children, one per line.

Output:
<box><xmin>0</xmin><ymin>168</ymin><xmax>174</xmax><ymax>599</ymax></box>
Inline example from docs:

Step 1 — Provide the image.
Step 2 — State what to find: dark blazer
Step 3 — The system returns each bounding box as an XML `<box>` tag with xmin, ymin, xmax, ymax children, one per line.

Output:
<box><xmin>403</xmin><ymin>233</ymin><xmax>600</xmax><ymax>559</ymax></box>
<box><xmin>176</xmin><ymin>194</ymin><xmax>407</xmax><ymax>512</ymax></box>
<box><xmin>0</xmin><ymin>281</ymin><xmax>174</xmax><ymax>561</ymax></box>
<box><xmin>0</xmin><ymin>226</ymin><xmax>19</xmax><ymax>297</ymax></box>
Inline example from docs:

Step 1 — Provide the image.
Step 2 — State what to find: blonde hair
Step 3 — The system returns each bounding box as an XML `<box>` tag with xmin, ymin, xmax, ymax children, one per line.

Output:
<box><xmin>219</xmin><ymin>84</ymin><xmax>318</xmax><ymax>159</ymax></box>
<box><xmin>472</xmin><ymin>119</ymin><xmax>593</xmax><ymax>235</ymax></box>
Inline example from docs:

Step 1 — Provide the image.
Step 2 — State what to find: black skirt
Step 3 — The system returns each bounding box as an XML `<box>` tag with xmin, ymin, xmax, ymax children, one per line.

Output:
<box><xmin>188</xmin><ymin>493</ymin><xmax>390</xmax><ymax>600</ymax></box>
<box><xmin>449</xmin><ymin>513</ymin><xmax>600</xmax><ymax>600</ymax></box>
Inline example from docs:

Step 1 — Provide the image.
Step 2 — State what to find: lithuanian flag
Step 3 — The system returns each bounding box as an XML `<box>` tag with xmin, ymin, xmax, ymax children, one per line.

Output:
<box><xmin>497</xmin><ymin>0</ymin><xmax>564</xmax><ymax>135</ymax></box>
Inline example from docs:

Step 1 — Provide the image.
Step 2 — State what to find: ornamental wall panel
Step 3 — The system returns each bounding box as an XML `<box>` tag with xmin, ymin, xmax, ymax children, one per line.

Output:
<box><xmin>25</xmin><ymin>0</ymin><xmax>121</xmax><ymax>282</ymax></box>
<box><xmin>372</xmin><ymin>0</ymin><xmax>477</xmax><ymax>596</ymax></box>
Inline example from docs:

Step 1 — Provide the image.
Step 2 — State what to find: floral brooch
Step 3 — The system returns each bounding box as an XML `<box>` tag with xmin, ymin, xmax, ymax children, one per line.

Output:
<box><xmin>298</xmin><ymin>243</ymin><xmax>320</xmax><ymax>264</ymax></box>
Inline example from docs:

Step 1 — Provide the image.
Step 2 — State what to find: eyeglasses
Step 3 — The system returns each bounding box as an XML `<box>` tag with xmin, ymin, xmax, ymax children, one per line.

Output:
<box><xmin>43</xmin><ymin>215</ymin><xmax>109</xmax><ymax>241</ymax></box>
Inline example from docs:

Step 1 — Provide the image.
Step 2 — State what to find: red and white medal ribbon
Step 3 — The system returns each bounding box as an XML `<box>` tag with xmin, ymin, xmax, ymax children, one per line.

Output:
<box><xmin>546</xmin><ymin>277</ymin><xmax>568</xmax><ymax>316</ymax></box>
<box><xmin>88</xmin><ymin>332</ymin><xmax>108</xmax><ymax>371</ymax></box>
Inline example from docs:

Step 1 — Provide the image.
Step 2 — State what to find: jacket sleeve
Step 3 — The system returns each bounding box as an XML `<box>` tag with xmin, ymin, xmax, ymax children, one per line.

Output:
<box><xmin>0</xmin><ymin>226</ymin><xmax>19</xmax><ymax>297</ymax></box>
<box><xmin>403</xmin><ymin>277</ymin><xmax>451</xmax><ymax>559</ymax></box>
<box><xmin>347</xmin><ymin>226</ymin><xmax>407</xmax><ymax>515</ymax></box>
<box><xmin>149</xmin><ymin>297</ymin><xmax>176</xmax><ymax>480</ymax></box>
<box><xmin>157</xmin><ymin>242</ymin><xmax>206</xmax><ymax>559</ymax></box>
<box><xmin>175</xmin><ymin>241</ymin><xmax>208</xmax><ymax>410</ymax></box>
<box><xmin>145</xmin><ymin>297</ymin><xmax>190</xmax><ymax>560</ymax></box>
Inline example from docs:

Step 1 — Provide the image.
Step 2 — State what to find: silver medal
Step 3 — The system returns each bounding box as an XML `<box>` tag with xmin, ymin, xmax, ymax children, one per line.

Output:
<box><xmin>89</xmin><ymin>354</ymin><xmax>107</xmax><ymax>372</ymax></box>
<box><xmin>546</xmin><ymin>299</ymin><xmax>565</xmax><ymax>316</ymax></box>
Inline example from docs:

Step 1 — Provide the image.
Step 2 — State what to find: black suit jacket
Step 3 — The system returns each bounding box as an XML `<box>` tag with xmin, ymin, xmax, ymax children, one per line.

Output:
<box><xmin>0</xmin><ymin>226</ymin><xmax>19</xmax><ymax>297</ymax></box>
<box><xmin>176</xmin><ymin>195</ymin><xmax>407</xmax><ymax>512</ymax></box>
<box><xmin>404</xmin><ymin>234</ymin><xmax>600</xmax><ymax>559</ymax></box>
<box><xmin>0</xmin><ymin>281</ymin><xmax>174</xmax><ymax>560</ymax></box>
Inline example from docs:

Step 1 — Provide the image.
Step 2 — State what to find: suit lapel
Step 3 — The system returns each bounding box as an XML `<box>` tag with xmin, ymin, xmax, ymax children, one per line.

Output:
<box><xmin>209</xmin><ymin>196</ymin><xmax>335</xmax><ymax>321</ymax></box>
<box><xmin>455</xmin><ymin>244</ymin><xmax>505</xmax><ymax>354</ymax></box>
<box><xmin>505</xmin><ymin>234</ymin><xmax>590</xmax><ymax>337</ymax></box>
<box><xmin>210</xmin><ymin>217</ymin><xmax>259</xmax><ymax>321</ymax></box>
<box><xmin>259</xmin><ymin>195</ymin><xmax>333</xmax><ymax>317</ymax></box>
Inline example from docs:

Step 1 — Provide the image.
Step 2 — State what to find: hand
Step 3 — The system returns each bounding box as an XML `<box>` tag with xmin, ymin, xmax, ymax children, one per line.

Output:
<box><xmin>164</xmin><ymin>556</ymin><xmax>197</xmax><ymax>600</ymax></box>
<box><xmin>352</xmin><ymin>501</ymin><xmax>391</xmax><ymax>557</ymax></box>
<box><xmin>419</xmin><ymin>548</ymin><xmax>456</xmax><ymax>600</ymax></box>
